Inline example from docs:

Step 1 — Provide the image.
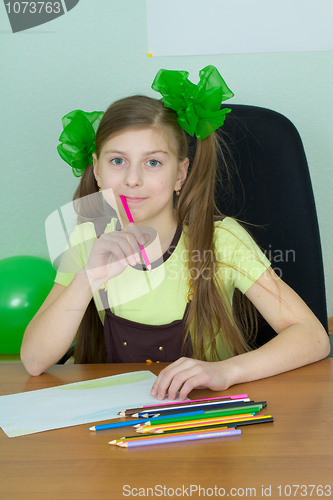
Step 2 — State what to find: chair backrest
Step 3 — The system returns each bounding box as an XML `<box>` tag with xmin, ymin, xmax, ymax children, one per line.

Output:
<box><xmin>214</xmin><ymin>104</ymin><xmax>328</xmax><ymax>347</ymax></box>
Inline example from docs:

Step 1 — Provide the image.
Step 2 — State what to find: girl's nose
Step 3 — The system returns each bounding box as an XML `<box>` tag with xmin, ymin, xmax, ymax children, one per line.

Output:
<box><xmin>124</xmin><ymin>165</ymin><xmax>143</xmax><ymax>187</ymax></box>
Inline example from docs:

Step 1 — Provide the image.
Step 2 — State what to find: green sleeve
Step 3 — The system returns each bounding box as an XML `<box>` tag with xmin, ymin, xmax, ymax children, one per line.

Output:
<box><xmin>215</xmin><ymin>218</ymin><xmax>271</xmax><ymax>294</ymax></box>
<box><xmin>53</xmin><ymin>222</ymin><xmax>95</xmax><ymax>287</ymax></box>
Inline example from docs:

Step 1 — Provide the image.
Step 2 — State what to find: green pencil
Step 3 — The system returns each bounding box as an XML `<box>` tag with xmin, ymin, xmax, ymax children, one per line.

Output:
<box><xmin>134</xmin><ymin>404</ymin><xmax>264</xmax><ymax>428</ymax></box>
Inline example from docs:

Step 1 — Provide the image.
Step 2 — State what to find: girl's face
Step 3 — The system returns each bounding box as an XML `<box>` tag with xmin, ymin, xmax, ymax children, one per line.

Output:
<box><xmin>93</xmin><ymin>128</ymin><xmax>188</xmax><ymax>230</ymax></box>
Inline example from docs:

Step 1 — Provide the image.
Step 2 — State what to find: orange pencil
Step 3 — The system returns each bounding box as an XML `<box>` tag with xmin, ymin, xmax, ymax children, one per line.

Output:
<box><xmin>136</xmin><ymin>412</ymin><xmax>254</xmax><ymax>428</ymax></box>
<box><xmin>136</xmin><ymin>413</ymin><xmax>256</xmax><ymax>433</ymax></box>
<box><xmin>138</xmin><ymin>414</ymin><xmax>272</xmax><ymax>433</ymax></box>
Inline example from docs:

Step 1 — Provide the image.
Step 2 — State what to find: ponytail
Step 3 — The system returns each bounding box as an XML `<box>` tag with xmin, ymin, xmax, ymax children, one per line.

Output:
<box><xmin>178</xmin><ymin>134</ymin><xmax>257</xmax><ymax>360</ymax></box>
<box><xmin>72</xmin><ymin>164</ymin><xmax>108</xmax><ymax>363</ymax></box>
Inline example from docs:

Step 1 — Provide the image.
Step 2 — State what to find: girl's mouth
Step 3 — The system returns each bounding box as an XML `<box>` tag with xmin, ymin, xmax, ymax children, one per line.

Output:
<box><xmin>125</xmin><ymin>197</ymin><xmax>146</xmax><ymax>204</ymax></box>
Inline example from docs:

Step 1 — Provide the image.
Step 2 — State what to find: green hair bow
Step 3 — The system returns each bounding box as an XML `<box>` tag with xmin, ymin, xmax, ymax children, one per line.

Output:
<box><xmin>151</xmin><ymin>65</ymin><xmax>234</xmax><ymax>140</ymax></box>
<box><xmin>57</xmin><ymin>109</ymin><xmax>104</xmax><ymax>177</ymax></box>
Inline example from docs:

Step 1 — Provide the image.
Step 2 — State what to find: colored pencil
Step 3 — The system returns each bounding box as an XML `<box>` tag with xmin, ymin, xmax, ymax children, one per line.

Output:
<box><xmin>137</xmin><ymin>404</ymin><xmax>263</xmax><ymax>427</ymax></box>
<box><xmin>135</xmin><ymin>401</ymin><xmax>265</xmax><ymax>418</ymax></box>
<box><xmin>136</xmin><ymin>414</ymin><xmax>257</xmax><ymax>433</ymax></box>
<box><xmin>152</xmin><ymin>417</ymin><xmax>274</xmax><ymax>434</ymax></box>
<box><xmin>130</xmin><ymin>399</ymin><xmax>252</xmax><ymax>417</ymax></box>
<box><xmin>132</xmin><ymin>399</ymin><xmax>253</xmax><ymax>417</ymax></box>
<box><xmin>138</xmin><ymin>414</ymin><xmax>272</xmax><ymax>433</ymax></box>
<box><xmin>142</xmin><ymin>393</ymin><xmax>248</xmax><ymax>407</ymax></box>
<box><xmin>116</xmin><ymin>429</ymin><xmax>241</xmax><ymax>447</ymax></box>
<box><xmin>137</xmin><ymin>405</ymin><xmax>264</xmax><ymax>423</ymax></box>
<box><xmin>88</xmin><ymin>407</ymin><xmax>256</xmax><ymax>431</ymax></box>
<box><xmin>119</xmin><ymin>394</ymin><xmax>249</xmax><ymax>416</ymax></box>
<box><xmin>109</xmin><ymin>426</ymin><xmax>234</xmax><ymax>444</ymax></box>
<box><xmin>135</xmin><ymin>412</ymin><xmax>256</xmax><ymax>428</ymax></box>
<box><xmin>88</xmin><ymin>415</ymin><xmax>159</xmax><ymax>431</ymax></box>
<box><xmin>133</xmin><ymin>409</ymin><xmax>204</xmax><ymax>421</ymax></box>
<box><xmin>120</xmin><ymin>195</ymin><xmax>151</xmax><ymax>271</ymax></box>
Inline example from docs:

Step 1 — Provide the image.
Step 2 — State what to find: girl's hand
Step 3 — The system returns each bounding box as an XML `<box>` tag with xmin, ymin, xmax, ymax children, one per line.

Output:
<box><xmin>150</xmin><ymin>357</ymin><xmax>230</xmax><ymax>401</ymax></box>
<box><xmin>84</xmin><ymin>223</ymin><xmax>150</xmax><ymax>289</ymax></box>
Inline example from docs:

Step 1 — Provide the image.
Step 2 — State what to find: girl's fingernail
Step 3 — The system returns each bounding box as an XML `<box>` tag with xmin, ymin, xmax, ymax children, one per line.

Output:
<box><xmin>157</xmin><ymin>394</ymin><xmax>163</xmax><ymax>400</ymax></box>
<box><xmin>151</xmin><ymin>389</ymin><xmax>156</xmax><ymax>396</ymax></box>
<box><xmin>140</xmin><ymin>237</ymin><xmax>146</xmax><ymax>245</ymax></box>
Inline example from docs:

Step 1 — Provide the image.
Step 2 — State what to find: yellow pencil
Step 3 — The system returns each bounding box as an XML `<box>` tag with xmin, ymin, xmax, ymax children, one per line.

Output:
<box><xmin>137</xmin><ymin>414</ymin><xmax>271</xmax><ymax>434</ymax></box>
<box><xmin>135</xmin><ymin>412</ymin><xmax>254</xmax><ymax>429</ymax></box>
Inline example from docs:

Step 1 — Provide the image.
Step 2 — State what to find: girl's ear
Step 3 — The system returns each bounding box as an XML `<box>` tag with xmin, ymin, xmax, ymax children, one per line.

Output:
<box><xmin>92</xmin><ymin>153</ymin><xmax>100</xmax><ymax>186</ymax></box>
<box><xmin>179</xmin><ymin>157</ymin><xmax>189</xmax><ymax>183</ymax></box>
<box><xmin>175</xmin><ymin>158</ymin><xmax>189</xmax><ymax>193</ymax></box>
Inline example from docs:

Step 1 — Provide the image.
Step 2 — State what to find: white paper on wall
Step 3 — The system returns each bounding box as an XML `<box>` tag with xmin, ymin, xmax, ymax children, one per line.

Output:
<box><xmin>146</xmin><ymin>0</ymin><xmax>333</xmax><ymax>56</ymax></box>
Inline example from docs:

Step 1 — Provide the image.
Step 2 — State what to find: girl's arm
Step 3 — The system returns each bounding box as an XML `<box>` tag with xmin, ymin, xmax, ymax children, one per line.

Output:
<box><xmin>150</xmin><ymin>267</ymin><xmax>331</xmax><ymax>400</ymax></box>
<box><xmin>20</xmin><ymin>271</ymin><xmax>94</xmax><ymax>376</ymax></box>
<box><xmin>21</xmin><ymin>224</ymin><xmax>150</xmax><ymax>376</ymax></box>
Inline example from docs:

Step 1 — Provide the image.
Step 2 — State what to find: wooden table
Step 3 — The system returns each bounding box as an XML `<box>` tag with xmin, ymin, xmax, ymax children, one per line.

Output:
<box><xmin>1</xmin><ymin>360</ymin><xmax>333</xmax><ymax>500</ymax></box>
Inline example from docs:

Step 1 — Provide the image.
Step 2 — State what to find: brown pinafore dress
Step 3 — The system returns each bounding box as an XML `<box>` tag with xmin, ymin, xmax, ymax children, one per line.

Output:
<box><xmin>93</xmin><ymin>218</ymin><xmax>193</xmax><ymax>363</ymax></box>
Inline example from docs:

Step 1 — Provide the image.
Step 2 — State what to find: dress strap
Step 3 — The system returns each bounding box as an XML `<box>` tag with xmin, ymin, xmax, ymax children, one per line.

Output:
<box><xmin>214</xmin><ymin>215</ymin><xmax>226</xmax><ymax>222</ymax></box>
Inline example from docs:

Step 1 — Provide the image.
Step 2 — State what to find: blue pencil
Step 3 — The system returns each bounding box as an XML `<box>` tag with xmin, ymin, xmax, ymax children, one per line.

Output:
<box><xmin>88</xmin><ymin>410</ymin><xmax>204</xmax><ymax>431</ymax></box>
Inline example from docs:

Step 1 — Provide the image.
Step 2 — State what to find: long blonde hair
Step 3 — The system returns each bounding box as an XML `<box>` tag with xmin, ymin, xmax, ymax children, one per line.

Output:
<box><xmin>73</xmin><ymin>95</ymin><xmax>257</xmax><ymax>363</ymax></box>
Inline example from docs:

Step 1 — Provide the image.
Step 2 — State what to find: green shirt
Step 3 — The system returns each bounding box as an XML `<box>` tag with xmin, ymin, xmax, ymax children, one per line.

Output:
<box><xmin>55</xmin><ymin>217</ymin><xmax>271</xmax><ymax>360</ymax></box>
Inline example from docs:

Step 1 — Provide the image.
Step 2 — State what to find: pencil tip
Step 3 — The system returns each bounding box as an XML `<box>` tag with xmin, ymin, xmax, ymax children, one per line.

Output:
<box><xmin>119</xmin><ymin>411</ymin><xmax>125</xmax><ymax>416</ymax></box>
<box><xmin>132</xmin><ymin>413</ymin><xmax>139</xmax><ymax>418</ymax></box>
<box><xmin>109</xmin><ymin>440</ymin><xmax>117</xmax><ymax>444</ymax></box>
<box><xmin>147</xmin><ymin>265</ymin><xmax>152</xmax><ymax>271</ymax></box>
<box><xmin>89</xmin><ymin>426</ymin><xmax>96</xmax><ymax>431</ymax></box>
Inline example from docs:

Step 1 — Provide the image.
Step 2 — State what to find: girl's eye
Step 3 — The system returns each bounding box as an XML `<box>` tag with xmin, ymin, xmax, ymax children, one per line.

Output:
<box><xmin>147</xmin><ymin>159</ymin><xmax>161</xmax><ymax>167</ymax></box>
<box><xmin>111</xmin><ymin>158</ymin><xmax>125</xmax><ymax>165</ymax></box>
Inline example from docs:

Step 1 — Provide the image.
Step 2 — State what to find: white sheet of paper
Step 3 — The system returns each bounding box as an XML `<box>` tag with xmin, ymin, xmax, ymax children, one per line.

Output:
<box><xmin>146</xmin><ymin>0</ymin><xmax>333</xmax><ymax>56</ymax></box>
<box><xmin>0</xmin><ymin>371</ymin><xmax>162</xmax><ymax>438</ymax></box>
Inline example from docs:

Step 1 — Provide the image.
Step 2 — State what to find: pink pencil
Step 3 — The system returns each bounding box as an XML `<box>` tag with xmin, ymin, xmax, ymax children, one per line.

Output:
<box><xmin>118</xmin><ymin>395</ymin><xmax>249</xmax><ymax>416</ymax></box>
<box><xmin>118</xmin><ymin>394</ymin><xmax>249</xmax><ymax>416</ymax></box>
<box><xmin>119</xmin><ymin>195</ymin><xmax>151</xmax><ymax>272</ymax></box>
<box><xmin>142</xmin><ymin>394</ymin><xmax>248</xmax><ymax>408</ymax></box>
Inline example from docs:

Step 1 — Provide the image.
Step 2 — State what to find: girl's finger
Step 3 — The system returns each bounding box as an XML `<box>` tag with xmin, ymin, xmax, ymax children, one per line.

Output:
<box><xmin>96</xmin><ymin>239</ymin><xmax>130</xmax><ymax>267</ymax></box>
<box><xmin>178</xmin><ymin>373</ymin><xmax>209</xmax><ymax>400</ymax></box>
<box><xmin>99</xmin><ymin>233</ymin><xmax>140</xmax><ymax>266</ymax></box>
<box><xmin>150</xmin><ymin>358</ymin><xmax>189</xmax><ymax>397</ymax></box>
<box><xmin>125</xmin><ymin>223</ymin><xmax>150</xmax><ymax>246</ymax></box>
<box><xmin>165</xmin><ymin>364</ymin><xmax>205</xmax><ymax>401</ymax></box>
<box><xmin>151</xmin><ymin>359</ymin><xmax>196</xmax><ymax>400</ymax></box>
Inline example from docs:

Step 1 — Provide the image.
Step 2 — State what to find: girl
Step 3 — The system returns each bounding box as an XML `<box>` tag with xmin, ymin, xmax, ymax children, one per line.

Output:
<box><xmin>21</xmin><ymin>65</ymin><xmax>330</xmax><ymax>400</ymax></box>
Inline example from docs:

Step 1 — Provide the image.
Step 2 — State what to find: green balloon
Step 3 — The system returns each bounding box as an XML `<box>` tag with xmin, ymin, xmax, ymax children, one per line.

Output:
<box><xmin>0</xmin><ymin>256</ymin><xmax>56</xmax><ymax>354</ymax></box>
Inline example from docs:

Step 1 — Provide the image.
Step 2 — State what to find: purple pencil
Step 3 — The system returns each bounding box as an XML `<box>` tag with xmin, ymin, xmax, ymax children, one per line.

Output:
<box><xmin>116</xmin><ymin>429</ymin><xmax>241</xmax><ymax>447</ymax></box>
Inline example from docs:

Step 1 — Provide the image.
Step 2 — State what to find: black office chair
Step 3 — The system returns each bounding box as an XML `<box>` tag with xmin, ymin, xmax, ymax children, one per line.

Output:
<box><xmin>58</xmin><ymin>104</ymin><xmax>329</xmax><ymax>363</ymax></box>
<box><xmin>212</xmin><ymin>104</ymin><xmax>328</xmax><ymax>348</ymax></box>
